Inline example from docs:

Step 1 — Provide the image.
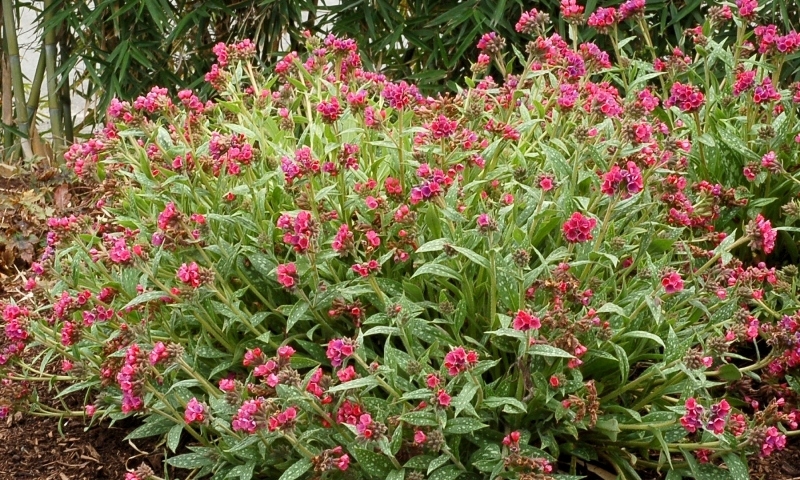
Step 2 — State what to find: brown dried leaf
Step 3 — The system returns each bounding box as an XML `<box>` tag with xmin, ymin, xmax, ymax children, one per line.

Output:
<box><xmin>0</xmin><ymin>162</ymin><xmax>17</xmax><ymax>178</ymax></box>
<box><xmin>53</xmin><ymin>184</ymin><xmax>71</xmax><ymax>211</ymax></box>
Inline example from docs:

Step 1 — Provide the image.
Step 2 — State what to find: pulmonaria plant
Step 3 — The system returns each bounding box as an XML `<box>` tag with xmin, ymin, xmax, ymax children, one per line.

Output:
<box><xmin>7</xmin><ymin>3</ymin><xmax>800</xmax><ymax>480</ymax></box>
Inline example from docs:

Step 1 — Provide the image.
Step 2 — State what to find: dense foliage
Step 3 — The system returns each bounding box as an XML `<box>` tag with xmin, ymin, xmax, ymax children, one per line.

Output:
<box><xmin>6</xmin><ymin>2</ymin><xmax>800</xmax><ymax>479</ymax></box>
<box><xmin>32</xmin><ymin>0</ymin><xmax>800</xmax><ymax>122</ymax></box>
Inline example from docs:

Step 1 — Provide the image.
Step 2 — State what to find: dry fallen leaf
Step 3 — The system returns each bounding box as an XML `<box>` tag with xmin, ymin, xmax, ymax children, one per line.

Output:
<box><xmin>53</xmin><ymin>184</ymin><xmax>71</xmax><ymax>211</ymax></box>
<box><xmin>0</xmin><ymin>163</ymin><xmax>17</xmax><ymax>178</ymax></box>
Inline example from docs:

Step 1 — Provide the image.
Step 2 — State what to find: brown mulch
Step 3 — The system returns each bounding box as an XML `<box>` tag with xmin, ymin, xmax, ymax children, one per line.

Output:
<box><xmin>0</xmin><ymin>168</ymin><xmax>166</xmax><ymax>479</ymax></box>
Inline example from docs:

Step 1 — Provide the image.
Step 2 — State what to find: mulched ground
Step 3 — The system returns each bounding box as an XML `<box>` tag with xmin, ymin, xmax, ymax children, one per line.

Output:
<box><xmin>0</xmin><ymin>169</ymin><xmax>165</xmax><ymax>479</ymax></box>
<box><xmin>1</xmin><ymin>167</ymin><xmax>799</xmax><ymax>479</ymax></box>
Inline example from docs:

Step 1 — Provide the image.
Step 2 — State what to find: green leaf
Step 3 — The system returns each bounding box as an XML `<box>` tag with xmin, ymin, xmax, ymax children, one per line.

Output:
<box><xmin>327</xmin><ymin>377</ymin><xmax>379</xmax><ymax>393</ymax></box>
<box><xmin>400</xmin><ymin>411</ymin><xmax>439</xmax><ymax>426</ymax></box>
<box><xmin>278</xmin><ymin>458</ymin><xmax>311</xmax><ymax>480</ymax></box>
<box><xmin>428</xmin><ymin>455</ymin><xmax>449</xmax><ymax>474</ymax></box>
<box><xmin>121</xmin><ymin>290</ymin><xmax>168</xmax><ymax>310</ymax></box>
<box><xmin>722</xmin><ymin>453</ymin><xmax>748</xmax><ymax>480</ymax></box>
<box><xmin>450</xmin><ymin>245</ymin><xmax>490</xmax><ymax>269</ymax></box>
<box><xmin>620</xmin><ymin>331</ymin><xmax>665</xmax><ymax>348</ymax></box>
<box><xmin>227</xmin><ymin>462</ymin><xmax>256</xmax><ymax>480</ymax></box>
<box><xmin>167</xmin><ymin>424</ymin><xmax>182</xmax><ymax>453</ymax></box>
<box><xmin>416</xmin><ymin>238</ymin><xmax>450</xmax><ymax>253</ymax></box>
<box><xmin>483</xmin><ymin>396</ymin><xmax>527</xmax><ymax>414</ymax></box>
<box><xmin>717</xmin><ymin>363</ymin><xmax>743</xmax><ymax>381</ymax></box>
<box><xmin>444</xmin><ymin>417</ymin><xmax>487</xmax><ymax>434</ymax></box>
<box><xmin>166</xmin><ymin>452</ymin><xmax>214</xmax><ymax>469</ymax></box>
<box><xmin>411</xmin><ymin>263</ymin><xmax>463</xmax><ymax>282</ymax></box>
<box><xmin>125</xmin><ymin>417</ymin><xmax>174</xmax><ymax>440</ymax></box>
<box><xmin>596</xmin><ymin>302</ymin><xmax>627</xmax><ymax>318</ymax></box>
<box><xmin>352</xmin><ymin>448</ymin><xmax>394</xmax><ymax>478</ymax></box>
<box><xmin>428</xmin><ymin>465</ymin><xmax>462</xmax><ymax>480</ymax></box>
<box><xmin>387</xmin><ymin>470</ymin><xmax>405</xmax><ymax>480</ymax></box>
<box><xmin>528</xmin><ymin>344</ymin><xmax>574</xmax><ymax>358</ymax></box>
<box><xmin>287</xmin><ymin>301</ymin><xmax>310</xmax><ymax>332</ymax></box>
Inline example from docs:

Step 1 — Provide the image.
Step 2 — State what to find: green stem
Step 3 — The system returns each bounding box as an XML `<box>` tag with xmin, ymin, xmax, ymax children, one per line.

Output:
<box><xmin>25</xmin><ymin>48</ymin><xmax>45</xmax><ymax>121</ymax></box>
<box><xmin>694</xmin><ymin>235</ymin><xmax>751</xmax><ymax>277</ymax></box>
<box><xmin>44</xmin><ymin>0</ymin><xmax>63</xmax><ymax>151</ymax></box>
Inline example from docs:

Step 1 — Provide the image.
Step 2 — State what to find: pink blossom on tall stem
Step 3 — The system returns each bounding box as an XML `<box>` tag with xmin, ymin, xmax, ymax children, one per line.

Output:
<box><xmin>276</xmin><ymin>263</ymin><xmax>299</xmax><ymax>289</ymax></box>
<box><xmin>680</xmin><ymin>397</ymin><xmax>704</xmax><ymax>433</ymax></box>
<box><xmin>665</xmin><ymin>82</ymin><xmax>705</xmax><ymax>113</ymax></box>
<box><xmin>513</xmin><ymin>310</ymin><xmax>541</xmax><ymax>331</ymax></box>
<box><xmin>619</xmin><ymin>0</ymin><xmax>645</xmax><ymax>19</ymax></box>
<box><xmin>753</xmin><ymin>77</ymin><xmax>781</xmax><ymax>104</ymax></box>
<box><xmin>661</xmin><ymin>271</ymin><xmax>684</xmax><ymax>294</ymax></box>
<box><xmin>443</xmin><ymin>347</ymin><xmax>479</xmax><ymax>376</ymax></box>
<box><xmin>326</xmin><ymin>338</ymin><xmax>356</xmax><ymax>368</ymax></box>
<box><xmin>184</xmin><ymin>397</ymin><xmax>208</xmax><ymax>424</ymax></box>
<box><xmin>601</xmin><ymin>161</ymin><xmax>643</xmax><ymax>198</ymax></box>
<box><xmin>735</xmin><ymin>0</ymin><xmax>758</xmax><ymax>20</ymax></box>
<box><xmin>317</xmin><ymin>97</ymin><xmax>343</xmax><ymax>123</ymax></box>
<box><xmin>177</xmin><ymin>262</ymin><xmax>202</xmax><ymax>288</ymax></box>
<box><xmin>560</xmin><ymin>0</ymin><xmax>585</xmax><ymax>23</ymax></box>
<box><xmin>562</xmin><ymin>212</ymin><xmax>596</xmax><ymax>243</ymax></box>
<box><xmin>747</xmin><ymin>214</ymin><xmax>777</xmax><ymax>254</ymax></box>
<box><xmin>587</xmin><ymin>7</ymin><xmax>618</xmax><ymax>34</ymax></box>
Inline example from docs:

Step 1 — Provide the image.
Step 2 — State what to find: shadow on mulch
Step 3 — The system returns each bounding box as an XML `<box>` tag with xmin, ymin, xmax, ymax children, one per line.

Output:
<box><xmin>0</xmin><ymin>170</ymin><xmax>167</xmax><ymax>479</ymax></box>
<box><xmin>0</xmin><ymin>412</ymin><xmax>165</xmax><ymax>480</ymax></box>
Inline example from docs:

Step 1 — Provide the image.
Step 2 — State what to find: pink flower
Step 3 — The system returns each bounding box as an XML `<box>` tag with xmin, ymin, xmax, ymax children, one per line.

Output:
<box><xmin>365</xmin><ymin>230</ymin><xmax>381</xmax><ymax>248</ymax></box>
<box><xmin>277</xmin><ymin>345</ymin><xmax>296</xmax><ymax>358</ymax></box>
<box><xmin>680</xmin><ymin>397</ymin><xmax>704</xmax><ymax>433</ymax></box>
<box><xmin>762</xmin><ymin>426</ymin><xmax>787</xmax><ymax>456</ymax></box>
<box><xmin>735</xmin><ymin>0</ymin><xmax>758</xmax><ymax>20</ymax></box>
<box><xmin>707</xmin><ymin>399</ymin><xmax>731</xmax><ymax>434</ymax></box>
<box><xmin>426</xmin><ymin>374</ymin><xmax>440</xmax><ymax>389</ymax></box>
<box><xmin>276</xmin><ymin>263</ymin><xmax>298</xmax><ymax>289</ymax></box>
<box><xmin>665</xmin><ymin>82</ymin><xmax>705</xmax><ymax>113</ymax></box>
<box><xmin>562</xmin><ymin>212</ymin><xmax>596</xmax><ymax>243</ymax></box>
<box><xmin>560</xmin><ymin>0</ymin><xmax>585</xmax><ymax>23</ymax></box>
<box><xmin>428</xmin><ymin>115</ymin><xmax>458</xmax><ymax>139</ymax></box>
<box><xmin>747</xmin><ymin>214</ymin><xmax>777</xmax><ymax>254</ymax></box>
<box><xmin>177</xmin><ymin>262</ymin><xmax>202</xmax><ymax>288</ymax></box>
<box><xmin>661</xmin><ymin>271</ymin><xmax>684</xmax><ymax>294</ymax></box>
<box><xmin>184</xmin><ymin>397</ymin><xmax>207</xmax><ymax>424</ymax></box>
<box><xmin>587</xmin><ymin>7</ymin><xmax>618</xmax><ymax>33</ymax></box>
<box><xmin>443</xmin><ymin>347</ymin><xmax>479</xmax><ymax>376</ymax></box>
<box><xmin>326</xmin><ymin>338</ymin><xmax>356</xmax><ymax>368</ymax></box>
<box><xmin>513</xmin><ymin>310</ymin><xmax>541</xmax><ymax>331</ymax></box>
<box><xmin>502</xmin><ymin>431</ymin><xmax>521</xmax><ymax>447</ymax></box>
<box><xmin>414</xmin><ymin>430</ymin><xmax>427</xmax><ymax>444</ymax></box>
<box><xmin>435</xmin><ymin>389</ymin><xmax>451</xmax><ymax>407</ymax></box>
<box><xmin>337</xmin><ymin>365</ymin><xmax>358</xmax><ymax>382</ymax></box>
<box><xmin>317</xmin><ymin>97</ymin><xmax>343</xmax><ymax>123</ymax></box>
<box><xmin>601</xmin><ymin>161</ymin><xmax>643</xmax><ymax>198</ymax></box>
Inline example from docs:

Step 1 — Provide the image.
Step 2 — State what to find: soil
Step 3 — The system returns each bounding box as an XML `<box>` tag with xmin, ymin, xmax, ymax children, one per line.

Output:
<box><xmin>0</xmin><ymin>170</ymin><xmax>165</xmax><ymax>479</ymax></box>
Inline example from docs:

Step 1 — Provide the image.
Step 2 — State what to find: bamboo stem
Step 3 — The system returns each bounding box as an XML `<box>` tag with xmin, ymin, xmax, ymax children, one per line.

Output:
<box><xmin>2</xmin><ymin>23</ymin><xmax>13</xmax><ymax>155</ymax></box>
<box><xmin>58</xmin><ymin>29</ymin><xmax>72</xmax><ymax>143</ymax></box>
<box><xmin>2</xmin><ymin>0</ymin><xmax>33</xmax><ymax>159</ymax></box>
<box><xmin>25</xmin><ymin>48</ymin><xmax>45</xmax><ymax>121</ymax></box>
<box><xmin>43</xmin><ymin>0</ymin><xmax>63</xmax><ymax>151</ymax></box>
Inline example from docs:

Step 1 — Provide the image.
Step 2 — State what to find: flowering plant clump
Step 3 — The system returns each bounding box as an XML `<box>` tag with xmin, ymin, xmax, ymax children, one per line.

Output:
<box><xmin>6</xmin><ymin>4</ymin><xmax>800</xmax><ymax>479</ymax></box>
